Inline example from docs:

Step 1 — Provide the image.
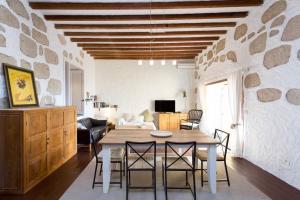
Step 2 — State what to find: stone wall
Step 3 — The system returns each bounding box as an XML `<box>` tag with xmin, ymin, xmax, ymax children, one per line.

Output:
<box><xmin>0</xmin><ymin>0</ymin><xmax>95</xmax><ymax>113</ymax></box>
<box><xmin>194</xmin><ymin>0</ymin><xmax>300</xmax><ymax>189</ymax></box>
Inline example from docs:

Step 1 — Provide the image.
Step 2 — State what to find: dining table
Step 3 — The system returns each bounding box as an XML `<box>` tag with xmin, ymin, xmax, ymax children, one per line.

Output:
<box><xmin>98</xmin><ymin>129</ymin><xmax>220</xmax><ymax>194</ymax></box>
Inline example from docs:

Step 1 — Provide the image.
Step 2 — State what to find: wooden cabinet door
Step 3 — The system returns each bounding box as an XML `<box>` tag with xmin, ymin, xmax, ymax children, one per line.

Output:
<box><xmin>25</xmin><ymin>111</ymin><xmax>48</xmax><ymax>189</ymax></box>
<box><xmin>64</xmin><ymin>109</ymin><xmax>76</xmax><ymax>125</ymax></box>
<box><xmin>47</xmin><ymin>128</ymin><xmax>64</xmax><ymax>173</ymax></box>
<box><xmin>169</xmin><ymin>114</ymin><xmax>180</xmax><ymax>130</ymax></box>
<box><xmin>26</xmin><ymin>133</ymin><xmax>47</xmax><ymax>188</ymax></box>
<box><xmin>26</xmin><ymin>111</ymin><xmax>47</xmax><ymax>137</ymax></box>
<box><xmin>50</xmin><ymin>110</ymin><xmax>63</xmax><ymax>129</ymax></box>
<box><xmin>159</xmin><ymin>114</ymin><xmax>170</xmax><ymax>130</ymax></box>
<box><xmin>63</xmin><ymin>123</ymin><xmax>76</xmax><ymax>161</ymax></box>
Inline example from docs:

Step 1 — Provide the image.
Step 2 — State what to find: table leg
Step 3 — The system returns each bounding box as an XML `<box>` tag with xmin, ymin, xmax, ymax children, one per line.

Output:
<box><xmin>207</xmin><ymin>144</ymin><xmax>217</xmax><ymax>193</ymax></box>
<box><xmin>102</xmin><ymin>145</ymin><xmax>111</xmax><ymax>193</ymax></box>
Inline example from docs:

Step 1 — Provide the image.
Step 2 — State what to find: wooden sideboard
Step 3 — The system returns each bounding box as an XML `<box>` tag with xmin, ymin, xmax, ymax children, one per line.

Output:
<box><xmin>158</xmin><ymin>113</ymin><xmax>188</xmax><ymax>131</ymax></box>
<box><xmin>0</xmin><ymin>106</ymin><xmax>77</xmax><ymax>194</ymax></box>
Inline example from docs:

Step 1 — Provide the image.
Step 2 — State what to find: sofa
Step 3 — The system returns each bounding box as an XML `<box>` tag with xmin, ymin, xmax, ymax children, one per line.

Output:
<box><xmin>77</xmin><ymin>118</ymin><xmax>107</xmax><ymax>146</ymax></box>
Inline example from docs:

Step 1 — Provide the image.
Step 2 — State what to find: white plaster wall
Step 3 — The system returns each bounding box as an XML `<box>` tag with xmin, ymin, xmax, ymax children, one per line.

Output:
<box><xmin>94</xmin><ymin>60</ymin><xmax>195</xmax><ymax>122</ymax></box>
<box><xmin>194</xmin><ymin>0</ymin><xmax>300</xmax><ymax>189</ymax></box>
<box><xmin>0</xmin><ymin>0</ymin><xmax>95</xmax><ymax>116</ymax></box>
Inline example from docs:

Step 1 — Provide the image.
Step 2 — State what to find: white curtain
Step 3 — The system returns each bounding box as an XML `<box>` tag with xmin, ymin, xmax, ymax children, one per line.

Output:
<box><xmin>227</xmin><ymin>70</ymin><xmax>243</xmax><ymax>157</ymax></box>
<box><xmin>198</xmin><ymin>84</ymin><xmax>209</xmax><ymax>133</ymax></box>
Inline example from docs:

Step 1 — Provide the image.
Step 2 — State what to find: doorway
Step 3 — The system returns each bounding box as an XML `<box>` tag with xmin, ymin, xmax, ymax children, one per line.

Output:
<box><xmin>65</xmin><ymin>62</ymin><xmax>84</xmax><ymax>115</ymax></box>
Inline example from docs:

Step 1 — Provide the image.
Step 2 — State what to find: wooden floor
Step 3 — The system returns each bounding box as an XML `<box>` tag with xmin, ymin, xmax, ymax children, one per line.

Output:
<box><xmin>1</xmin><ymin>147</ymin><xmax>299</xmax><ymax>200</ymax></box>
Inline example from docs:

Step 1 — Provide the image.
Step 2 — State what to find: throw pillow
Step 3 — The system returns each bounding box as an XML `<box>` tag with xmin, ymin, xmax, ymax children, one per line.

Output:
<box><xmin>77</xmin><ymin>123</ymin><xmax>87</xmax><ymax>130</ymax></box>
<box><xmin>143</xmin><ymin>109</ymin><xmax>154</xmax><ymax>122</ymax></box>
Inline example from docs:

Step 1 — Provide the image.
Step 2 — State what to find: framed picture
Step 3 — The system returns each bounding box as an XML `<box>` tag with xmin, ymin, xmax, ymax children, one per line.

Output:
<box><xmin>3</xmin><ymin>64</ymin><xmax>39</xmax><ymax>108</ymax></box>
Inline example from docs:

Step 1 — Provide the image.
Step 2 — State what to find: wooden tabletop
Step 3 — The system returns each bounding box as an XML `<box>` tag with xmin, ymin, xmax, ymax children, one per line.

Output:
<box><xmin>99</xmin><ymin>129</ymin><xmax>220</xmax><ymax>145</ymax></box>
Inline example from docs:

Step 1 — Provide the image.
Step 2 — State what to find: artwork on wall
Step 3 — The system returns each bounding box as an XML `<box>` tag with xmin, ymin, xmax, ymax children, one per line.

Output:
<box><xmin>3</xmin><ymin>64</ymin><xmax>39</xmax><ymax>108</ymax></box>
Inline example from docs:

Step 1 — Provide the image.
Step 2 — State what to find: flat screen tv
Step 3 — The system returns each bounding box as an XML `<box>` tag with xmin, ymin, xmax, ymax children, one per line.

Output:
<box><xmin>155</xmin><ymin>100</ymin><xmax>175</xmax><ymax>113</ymax></box>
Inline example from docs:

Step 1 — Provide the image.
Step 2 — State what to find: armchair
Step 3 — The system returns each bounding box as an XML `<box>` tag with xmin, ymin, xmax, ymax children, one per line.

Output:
<box><xmin>180</xmin><ymin>109</ymin><xmax>203</xmax><ymax>130</ymax></box>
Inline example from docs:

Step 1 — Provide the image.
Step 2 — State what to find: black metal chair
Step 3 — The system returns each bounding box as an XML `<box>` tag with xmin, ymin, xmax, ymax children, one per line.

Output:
<box><xmin>162</xmin><ymin>141</ymin><xmax>197</xmax><ymax>200</ymax></box>
<box><xmin>196</xmin><ymin>129</ymin><xmax>230</xmax><ymax>186</ymax></box>
<box><xmin>91</xmin><ymin>133</ymin><xmax>124</xmax><ymax>189</ymax></box>
<box><xmin>125</xmin><ymin>141</ymin><xmax>156</xmax><ymax>200</ymax></box>
<box><xmin>180</xmin><ymin>109</ymin><xmax>203</xmax><ymax>130</ymax></box>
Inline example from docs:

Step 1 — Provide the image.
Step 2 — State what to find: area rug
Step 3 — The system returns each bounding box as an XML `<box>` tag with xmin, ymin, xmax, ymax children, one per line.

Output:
<box><xmin>60</xmin><ymin>157</ymin><xmax>270</xmax><ymax>200</ymax></box>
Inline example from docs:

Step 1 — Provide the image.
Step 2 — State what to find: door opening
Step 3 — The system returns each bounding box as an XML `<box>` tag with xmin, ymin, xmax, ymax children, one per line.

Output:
<box><xmin>65</xmin><ymin>62</ymin><xmax>84</xmax><ymax>115</ymax></box>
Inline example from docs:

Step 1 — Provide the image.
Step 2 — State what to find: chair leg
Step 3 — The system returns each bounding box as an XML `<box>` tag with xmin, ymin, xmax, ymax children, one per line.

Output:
<box><xmin>129</xmin><ymin>171</ymin><xmax>131</xmax><ymax>185</ymax></box>
<box><xmin>153</xmin><ymin>170</ymin><xmax>157</xmax><ymax>200</ymax></box>
<box><xmin>92</xmin><ymin>162</ymin><xmax>98</xmax><ymax>189</ymax></box>
<box><xmin>120</xmin><ymin>162</ymin><xmax>122</xmax><ymax>188</ymax></box>
<box><xmin>126</xmin><ymin>170</ymin><xmax>129</xmax><ymax>200</ymax></box>
<box><xmin>224</xmin><ymin>160</ymin><xmax>230</xmax><ymax>186</ymax></box>
<box><xmin>201</xmin><ymin>161</ymin><xmax>203</xmax><ymax>187</ymax></box>
<box><xmin>123</xmin><ymin>160</ymin><xmax>126</xmax><ymax>176</ymax></box>
<box><xmin>193</xmin><ymin>170</ymin><xmax>196</xmax><ymax>200</ymax></box>
<box><xmin>185</xmin><ymin>170</ymin><xmax>188</xmax><ymax>186</ymax></box>
<box><xmin>164</xmin><ymin>169</ymin><xmax>168</xmax><ymax>200</ymax></box>
<box><xmin>99</xmin><ymin>163</ymin><xmax>102</xmax><ymax>176</ymax></box>
<box><xmin>162</xmin><ymin>165</ymin><xmax>164</xmax><ymax>186</ymax></box>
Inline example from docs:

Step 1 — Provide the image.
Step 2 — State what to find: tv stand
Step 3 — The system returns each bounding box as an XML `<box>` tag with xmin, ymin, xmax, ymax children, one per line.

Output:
<box><xmin>158</xmin><ymin>112</ymin><xmax>188</xmax><ymax>131</ymax></box>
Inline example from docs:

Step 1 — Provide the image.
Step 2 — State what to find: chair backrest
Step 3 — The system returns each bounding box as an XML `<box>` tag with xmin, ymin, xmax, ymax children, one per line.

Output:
<box><xmin>188</xmin><ymin>109</ymin><xmax>203</xmax><ymax>122</ymax></box>
<box><xmin>165</xmin><ymin>141</ymin><xmax>196</xmax><ymax>170</ymax></box>
<box><xmin>125</xmin><ymin>141</ymin><xmax>156</xmax><ymax>170</ymax></box>
<box><xmin>91</xmin><ymin>132</ymin><xmax>100</xmax><ymax>162</ymax></box>
<box><xmin>214</xmin><ymin>129</ymin><xmax>230</xmax><ymax>159</ymax></box>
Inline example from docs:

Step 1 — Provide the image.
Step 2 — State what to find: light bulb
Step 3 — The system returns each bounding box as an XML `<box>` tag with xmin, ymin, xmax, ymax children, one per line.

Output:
<box><xmin>138</xmin><ymin>60</ymin><xmax>143</xmax><ymax>66</ymax></box>
<box><xmin>172</xmin><ymin>60</ymin><xmax>177</xmax><ymax>66</ymax></box>
<box><xmin>149</xmin><ymin>59</ymin><xmax>154</xmax><ymax>66</ymax></box>
<box><xmin>161</xmin><ymin>60</ymin><xmax>166</xmax><ymax>65</ymax></box>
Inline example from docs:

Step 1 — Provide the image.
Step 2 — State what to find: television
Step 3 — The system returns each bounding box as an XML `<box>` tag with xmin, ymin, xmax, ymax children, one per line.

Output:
<box><xmin>155</xmin><ymin>100</ymin><xmax>175</xmax><ymax>113</ymax></box>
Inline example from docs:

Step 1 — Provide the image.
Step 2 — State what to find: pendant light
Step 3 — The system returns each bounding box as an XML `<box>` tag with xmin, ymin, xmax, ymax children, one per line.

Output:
<box><xmin>138</xmin><ymin>60</ymin><xmax>143</xmax><ymax>66</ymax></box>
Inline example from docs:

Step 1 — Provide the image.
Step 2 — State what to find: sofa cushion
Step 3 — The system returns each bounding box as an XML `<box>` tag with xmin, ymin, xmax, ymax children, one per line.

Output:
<box><xmin>90</xmin><ymin>126</ymin><xmax>106</xmax><ymax>135</ymax></box>
<box><xmin>91</xmin><ymin>119</ymin><xmax>107</xmax><ymax>126</ymax></box>
<box><xmin>77</xmin><ymin>122</ymin><xmax>87</xmax><ymax>129</ymax></box>
<box><xmin>78</xmin><ymin>118</ymin><xmax>93</xmax><ymax>129</ymax></box>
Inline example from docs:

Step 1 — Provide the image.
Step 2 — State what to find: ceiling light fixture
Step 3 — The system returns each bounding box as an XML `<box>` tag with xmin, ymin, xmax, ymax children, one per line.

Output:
<box><xmin>172</xmin><ymin>60</ymin><xmax>177</xmax><ymax>66</ymax></box>
<box><xmin>138</xmin><ymin>60</ymin><xmax>143</xmax><ymax>66</ymax></box>
<box><xmin>150</xmin><ymin>59</ymin><xmax>154</xmax><ymax>65</ymax></box>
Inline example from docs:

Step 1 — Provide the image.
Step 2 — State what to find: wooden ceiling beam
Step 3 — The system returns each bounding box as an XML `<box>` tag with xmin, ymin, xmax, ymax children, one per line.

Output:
<box><xmin>83</xmin><ymin>47</ymin><xmax>207</xmax><ymax>51</ymax></box>
<box><xmin>65</xmin><ymin>30</ymin><xmax>227</xmax><ymax>37</ymax></box>
<box><xmin>92</xmin><ymin>56</ymin><xmax>195</xmax><ymax>60</ymax></box>
<box><xmin>78</xmin><ymin>42</ymin><xmax>213</xmax><ymax>48</ymax></box>
<box><xmin>55</xmin><ymin>22</ymin><xmax>236</xmax><ymax>29</ymax></box>
<box><xmin>30</xmin><ymin>1</ymin><xmax>263</xmax><ymax>10</ymax></box>
<box><xmin>71</xmin><ymin>36</ymin><xmax>219</xmax><ymax>43</ymax></box>
<box><xmin>90</xmin><ymin>56</ymin><xmax>197</xmax><ymax>60</ymax></box>
<box><xmin>45</xmin><ymin>12</ymin><xmax>248</xmax><ymax>21</ymax></box>
<box><xmin>88</xmin><ymin>51</ymin><xmax>201</xmax><ymax>55</ymax></box>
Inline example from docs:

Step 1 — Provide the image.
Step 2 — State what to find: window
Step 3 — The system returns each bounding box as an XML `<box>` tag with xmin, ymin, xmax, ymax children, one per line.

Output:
<box><xmin>205</xmin><ymin>80</ymin><xmax>231</xmax><ymax>134</ymax></box>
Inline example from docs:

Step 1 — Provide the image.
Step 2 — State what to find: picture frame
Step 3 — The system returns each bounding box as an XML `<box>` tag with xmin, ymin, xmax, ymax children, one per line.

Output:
<box><xmin>3</xmin><ymin>63</ymin><xmax>39</xmax><ymax>108</ymax></box>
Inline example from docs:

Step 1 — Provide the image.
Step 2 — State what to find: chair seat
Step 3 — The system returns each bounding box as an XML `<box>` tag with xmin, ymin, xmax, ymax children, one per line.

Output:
<box><xmin>162</xmin><ymin>157</ymin><xmax>193</xmax><ymax>169</ymax></box>
<box><xmin>180</xmin><ymin>122</ymin><xmax>199</xmax><ymax>128</ymax></box>
<box><xmin>195</xmin><ymin>150</ymin><xmax>224</xmax><ymax>161</ymax></box>
<box><xmin>98</xmin><ymin>147</ymin><xmax>125</xmax><ymax>161</ymax></box>
<box><xmin>127</xmin><ymin>154</ymin><xmax>155</xmax><ymax>169</ymax></box>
